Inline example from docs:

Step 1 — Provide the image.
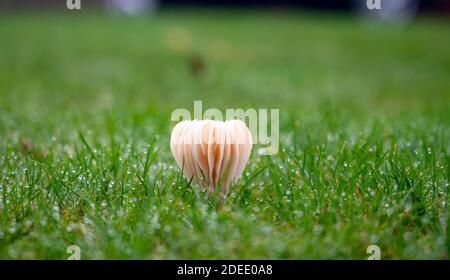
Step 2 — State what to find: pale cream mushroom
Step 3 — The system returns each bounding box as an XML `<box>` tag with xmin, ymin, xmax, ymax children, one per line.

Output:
<box><xmin>170</xmin><ymin>119</ymin><xmax>252</xmax><ymax>196</ymax></box>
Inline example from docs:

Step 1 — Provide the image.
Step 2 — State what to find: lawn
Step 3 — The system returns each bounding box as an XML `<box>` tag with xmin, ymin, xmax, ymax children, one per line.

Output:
<box><xmin>0</xmin><ymin>10</ymin><xmax>449</xmax><ymax>259</ymax></box>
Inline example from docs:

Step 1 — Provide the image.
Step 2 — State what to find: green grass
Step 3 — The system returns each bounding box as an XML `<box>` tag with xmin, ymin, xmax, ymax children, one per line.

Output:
<box><xmin>0</xmin><ymin>10</ymin><xmax>449</xmax><ymax>259</ymax></box>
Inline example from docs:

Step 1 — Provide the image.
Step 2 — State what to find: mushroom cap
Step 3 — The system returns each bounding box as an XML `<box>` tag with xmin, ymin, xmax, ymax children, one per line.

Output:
<box><xmin>170</xmin><ymin>119</ymin><xmax>253</xmax><ymax>195</ymax></box>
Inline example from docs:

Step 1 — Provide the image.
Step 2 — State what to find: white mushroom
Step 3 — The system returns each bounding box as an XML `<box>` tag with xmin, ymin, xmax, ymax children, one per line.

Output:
<box><xmin>170</xmin><ymin>119</ymin><xmax>253</xmax><ymax>196</ymax></box>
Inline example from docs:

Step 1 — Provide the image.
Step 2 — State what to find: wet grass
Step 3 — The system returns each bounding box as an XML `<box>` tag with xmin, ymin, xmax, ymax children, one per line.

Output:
<box><xmin>0</xmin><ymin>10</ymin><xmax>449</xmax><ymax>259</ymax></box>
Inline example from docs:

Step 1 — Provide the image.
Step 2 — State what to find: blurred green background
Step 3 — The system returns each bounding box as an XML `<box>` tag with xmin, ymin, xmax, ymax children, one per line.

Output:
<box><xmin>0</xmin><ymin>8</ymin><xmax>449</xmax><ymax>259</ymax></box>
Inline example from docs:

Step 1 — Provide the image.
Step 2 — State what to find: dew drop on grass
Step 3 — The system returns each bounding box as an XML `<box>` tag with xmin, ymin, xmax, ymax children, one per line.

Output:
<box><xmin>24</xmin><ymin>220</ymin><xmax>32</xmax><ymax>228</ymax></box>
<box><xmin>40</xmin><ymin>219</ymin><xmax>47</xmax><ymax>226</ymax></box>
<box><xmin>294</xmin><ymin>210</ymin><xmax>303</xmax><ymax>218</ymax></box>
<box><xmin>313</xmin><ymin>224</ymin><xmax>324</xmax><ymax>235</ymax></box>
<box><xmin>403</xmin><ymin>231</ymin><xmax>412</xmax><ymax>241</ymax></box>
<box><xmin>66</xmin><ymin>224</ymin><xmax>75</xmax><ymax>233</ymax></box>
